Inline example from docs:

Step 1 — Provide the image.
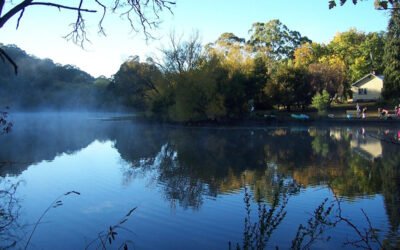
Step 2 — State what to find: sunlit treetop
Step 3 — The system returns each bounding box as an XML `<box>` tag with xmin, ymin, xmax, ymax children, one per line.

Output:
<box><xmin>328</xmin><ymin>0</ymin><xmax>399</xmax><ymax>9</ymax></box>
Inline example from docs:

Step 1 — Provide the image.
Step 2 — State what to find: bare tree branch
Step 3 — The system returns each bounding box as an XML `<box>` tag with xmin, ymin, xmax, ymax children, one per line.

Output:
<box><xmin>29</xmin><ymin>2</ymin><xmax>97</xmax><ymax>12</ymax></box>
<box><xmin>0</xmin><ymin>0</ymin><xmax>32</xmax><ymax>29</ymax></box>
<box><xmin>0</xmin><ymin>0</ymin><xmax>5</xmax><ymax>17</ymax></box>
<box><xmin>94</xmin><ymin>0</ymin><xmax>106</xmax><ymax>36</ymax></box>
<box><xmin>63</xmin><ymin>0</ymin><xmax>90</xmax><ymax>47</ymax></box>
<box><xmin>0</xmin><ymin>0</ymin><xmax>176</xmax><ymax>73</ymax></box>
<box><xmin>16</xmin><ymin>7</ymin><xmax>24</xmax><ymax>29</ymax></box>
<box><xmin>0</xmin><ymin>47</ymin><xmax>18</xmax><ymax>74</ymax></box>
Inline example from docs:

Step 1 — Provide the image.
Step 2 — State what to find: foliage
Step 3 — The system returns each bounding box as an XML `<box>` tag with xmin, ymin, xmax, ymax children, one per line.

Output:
<box><xmin>308</xmin><ymin>61</ymin><xmax>346</xmax><ymax>100</ymax></box>
<box><xmin>0</xmin><ymin>16</ymin><xmax>393</xmax><ymax>121</ymax></box>
<box><xmin>265</xmin><ymin>63</ymin><xmax>312</xmax><ymax>110</ymax></box>
<box><xmin>85</xmin><ymin>207</ymin><xmax>137</xmax><ymax>250</ymax></box>
<box><xmin>294</xmin><ymin>42</ymin><xmax>328</xmax><ymax>68</ymax></box>
<box><xmin>232</xmin><ymin>185</ymin><xmax>288</xmax><ymax>250</ymax></box>
<box><xmin>291</xmin><ymin>198</ymin><xmax>336</xmax><ymax>249</ymax></box>
<box><xmin>249</xmin><ymin>20</ymin><xmax>311</xmax><ymax>60</ymax></box>
<box><xmin>111</xmin><ymin>56</ymin><xmax>162</xmax><ymax>111</ymax></box>
<box><xmin>312</xmin><ymin>90</ymin><xmax>331</xmax><ymax>112</ymax></box>
<box><xmin>168</xmin><ymin>68</ymin><xmax>226</xmax><ymax>122</ymax></box>
<box><xmin>329</xmin><ymin>0</ymin><xmax>400</xmax><ymax>9</ymax></box>
<box><xmin>383</xmin><ymin>4</ymin><xmax>400</xmax><ymax>100</ymax></box>
<box><xmin>0</xmin><ymin>44</ymin><xmax>114</xmax><ymax>110</ymax></box>
<box><xmin>327</xmin><ymin>29</ymin><xmax>385</xmax><ymax>83</ymax></box>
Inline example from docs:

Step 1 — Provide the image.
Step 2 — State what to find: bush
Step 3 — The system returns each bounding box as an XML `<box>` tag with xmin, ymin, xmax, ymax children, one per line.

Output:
<box><xmin>312</xmin><ymin>90</ymin><xmax>330</xmax><ymax>113</ymax></box>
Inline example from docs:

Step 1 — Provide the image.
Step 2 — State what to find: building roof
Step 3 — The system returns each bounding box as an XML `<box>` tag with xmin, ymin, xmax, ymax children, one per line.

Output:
<box><xmin>352</xmin><ymin>73</ymin><xmax>384</xmax><ymax>87</ymax></box>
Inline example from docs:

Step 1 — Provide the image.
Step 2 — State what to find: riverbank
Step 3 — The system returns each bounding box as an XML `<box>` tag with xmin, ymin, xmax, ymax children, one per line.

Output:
<box><xmin>100</xmin><ymin>112</ymin><xmax>400</xmax><ymax>128</ymax></box>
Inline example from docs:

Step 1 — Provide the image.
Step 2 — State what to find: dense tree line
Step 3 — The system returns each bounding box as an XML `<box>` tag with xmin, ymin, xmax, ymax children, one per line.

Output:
<box><xmin>0</xmin><ymin>44</ymin><xmax>112</xmax><ymax>110</ymax></box>
<box><xmin>110</xmin><ymin>20</ymin><xmax>388</xmax><ymax>121</ymax></box>
<box><xmin>1</xmin><ymin>14</ymin><xmax>398</xmax><ymax>120</ymax></box>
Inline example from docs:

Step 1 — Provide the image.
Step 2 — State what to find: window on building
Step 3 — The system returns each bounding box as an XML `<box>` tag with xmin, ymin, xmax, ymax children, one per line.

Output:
<box><xmin>358</xmin><ymin>88</ymin><xmax>367</xmax><ymax>95</ymax></box>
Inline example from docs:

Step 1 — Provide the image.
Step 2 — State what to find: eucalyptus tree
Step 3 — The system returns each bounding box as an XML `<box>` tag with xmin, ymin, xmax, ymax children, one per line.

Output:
<box><xmin>248</xmin><ymin>19</ymin><xmax>311</xmax><ymax>60</ymax></box>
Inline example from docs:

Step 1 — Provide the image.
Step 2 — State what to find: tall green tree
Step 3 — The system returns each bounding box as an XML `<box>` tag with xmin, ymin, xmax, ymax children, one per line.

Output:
<box><xmin>111</xmin><ymin>56</ymin><xmax>162</xmax><ymax>111</ymax></box>
<box><xmin>248</xmin><ymin>20</ymin><xmax>311</xmax><ymax>60</ymax></box>
<box><xmin>265</xmin><ymin>63</ymin><xmax>312</xmax><ymax>110</ymax></box>
<box><xmin>383</xmin><ymin>3</ymin><xmax>400</xmax><ymax>99</ymax></box>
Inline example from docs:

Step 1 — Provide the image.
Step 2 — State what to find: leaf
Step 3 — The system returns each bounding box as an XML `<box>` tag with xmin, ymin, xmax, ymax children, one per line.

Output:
<box><xmin>380</xmin><ymin>1</ymin><xmax>388</xmax><ymax>9</ymax></box>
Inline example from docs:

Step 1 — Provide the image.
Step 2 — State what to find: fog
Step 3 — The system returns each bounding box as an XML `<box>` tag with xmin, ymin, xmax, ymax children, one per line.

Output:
<box><xmin>0</xmin><ymin>44</ymin><xmax>126</xmax><ymax>112</ymax></box>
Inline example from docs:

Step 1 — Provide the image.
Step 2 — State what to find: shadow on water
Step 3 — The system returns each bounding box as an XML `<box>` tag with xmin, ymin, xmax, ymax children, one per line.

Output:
<box><xmin>0</xmin><ymin>113</ymin><xmax>399</xmax><ymax>248</ymax></box>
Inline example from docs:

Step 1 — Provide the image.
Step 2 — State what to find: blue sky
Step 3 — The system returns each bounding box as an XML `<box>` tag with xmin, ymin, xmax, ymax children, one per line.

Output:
<box><xmin>0</xmin><ymin>0</ymin><xmax>390</xmax><ymax>77</ymax></box>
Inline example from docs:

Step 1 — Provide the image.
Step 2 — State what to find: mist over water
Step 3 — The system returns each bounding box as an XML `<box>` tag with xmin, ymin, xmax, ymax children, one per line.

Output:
<box><xmin>0</xmin><ymin>113</ymin><xmax>399</xmax><ymax>249</ymax></box>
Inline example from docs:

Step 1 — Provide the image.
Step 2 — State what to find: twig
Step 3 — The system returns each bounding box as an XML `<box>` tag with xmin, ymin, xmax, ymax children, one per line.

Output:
<box><xmin>24</xmin><ymin>191</ymin><xmax>80</xmax><ymax>250</ymax></box>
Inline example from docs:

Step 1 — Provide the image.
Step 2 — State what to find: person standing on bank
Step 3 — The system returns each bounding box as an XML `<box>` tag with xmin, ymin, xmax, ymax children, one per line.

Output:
<box><xmin>362</xmin><ymin>107</ymin><xmax>367</xmax><ymax>119</ymax></box>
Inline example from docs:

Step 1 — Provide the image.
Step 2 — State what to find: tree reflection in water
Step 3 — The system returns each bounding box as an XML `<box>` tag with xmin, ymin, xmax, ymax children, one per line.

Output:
<box><xmin>116</xmin><ymin>126</ymin><xmax>400</xmax><ymax>247</ymax></box>
<box><xmin>1</xmin><ymin>116</ymin><xmax>400</xmax><ymax>248</ymax></box>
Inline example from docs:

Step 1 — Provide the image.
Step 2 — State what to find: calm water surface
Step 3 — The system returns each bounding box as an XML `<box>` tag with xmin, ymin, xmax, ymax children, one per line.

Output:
<box><xmin>0</xmin><ymin>113</ymin><xmax>399</xmax><ymax>249</ymax></box>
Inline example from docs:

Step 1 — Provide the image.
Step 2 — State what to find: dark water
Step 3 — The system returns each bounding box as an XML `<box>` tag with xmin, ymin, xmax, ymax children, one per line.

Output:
<box><xmin>1</xmin><ymin>113</ymin><xmax>399</xmax><ymax>249</ymax></box>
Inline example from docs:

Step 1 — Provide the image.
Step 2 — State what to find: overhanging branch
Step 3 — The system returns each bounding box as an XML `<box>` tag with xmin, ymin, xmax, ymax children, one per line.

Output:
<box><xmin>0</xmin><ymin>47</ymin><xmax>18</xmax><ymax>74</ymax></box>
<box><xmin>0</xmin><ymin>0</ymin><xmax>176</xmax><ymax>73</ymax></box>
<box><xmin>29</xmin><ymin>2</ymin><xmax>97</xmax><ymax>13</ymax></box>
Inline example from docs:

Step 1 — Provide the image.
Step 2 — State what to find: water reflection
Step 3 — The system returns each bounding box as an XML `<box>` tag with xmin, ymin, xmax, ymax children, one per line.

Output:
<box><xmin>1</xmin><ymin>114</ymin><xmax>400</xmax><ymax>248</ymax></box>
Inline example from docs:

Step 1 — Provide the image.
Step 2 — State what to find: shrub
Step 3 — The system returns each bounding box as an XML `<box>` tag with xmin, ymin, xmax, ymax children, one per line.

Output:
<box><xmin>312</xmin><ymin>90</ymin><xmax>330</xmax><ymax>113</ymax></box>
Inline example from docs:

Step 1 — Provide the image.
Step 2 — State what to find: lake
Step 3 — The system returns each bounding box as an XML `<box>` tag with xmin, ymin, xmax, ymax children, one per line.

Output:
<box><xmin>1</xmin><ymin>113</ymin><xmax>399</xmax><ymax>249</ymax></box>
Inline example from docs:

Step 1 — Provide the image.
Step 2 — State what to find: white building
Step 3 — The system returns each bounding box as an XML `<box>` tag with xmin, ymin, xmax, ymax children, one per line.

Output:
<box><xmin>351</xmin><ymin>73</ymin><xmax>384</xmax><ymax>102</ymax></box>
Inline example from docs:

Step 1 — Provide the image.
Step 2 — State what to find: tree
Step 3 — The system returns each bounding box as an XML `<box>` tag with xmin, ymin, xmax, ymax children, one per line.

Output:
<box><xmin>0</xmin><ymin>0</ymin><xmax>175</xmax><ymax>73</ymax></box>
<box><xmin>160</xmin><ymin>31</ymin><xmax>203</xmax><ymax>74</ymax></box>
<box><xmin>328</xmin><ymin>0</ymin><xmax>400</xmax><ymax>9</ymax></box>
<box><xmin>294</xmin><ymin>42</ymin><xmax>328</xmax><ymax>68</ymax></box>
<box><xmin>111</xmin><ymin>56</ymin><xmax>162</xmax><ymax>111</ymax></box>
<box><xmin>312</xmin><ymin>90</ymin><xmax>330</xmax><ymax>113</ymax></box>
<box><xmin>265</xmin><ymin>63</ymin><xmax>312</xmax><ymax>110</ymax></box>
<box><xmin>383</xmin><ymin>2</ymin><xmax>400</xmax><ymax>99</ymax></box>
<box><xmin>308</xmin><ymin>61</ymin><xmax>346</xmax><ymax>100</ymax></box>
<box><xmin>248</xmin><ymin>20</ymin><xmax>311</xmax><ymax>60</ymax></box>
<box><xmin>326</xmin><ymin>29</ymin><xmax>384</xmax><ymax>87</ymax></box>
<box><xmin>213</xmin><ymin>32</ymin><xmax>246</xmax><ymax>51</ymax></box>
<box><xmin>0</xmin><ymin>44</ymin><xmax>106</xmax><ymax>109</ymax></box>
